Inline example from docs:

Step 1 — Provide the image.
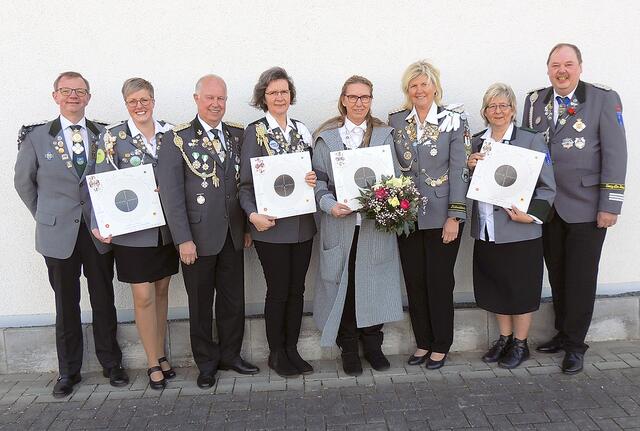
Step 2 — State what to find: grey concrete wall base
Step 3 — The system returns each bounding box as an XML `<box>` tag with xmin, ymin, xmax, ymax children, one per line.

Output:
<box><xmin>2</xmin><ymin>296</ymin><xmax>638</xmax><ymax>374</ymax></box>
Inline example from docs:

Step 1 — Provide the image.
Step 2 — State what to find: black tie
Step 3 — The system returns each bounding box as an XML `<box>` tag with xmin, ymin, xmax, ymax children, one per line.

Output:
<box><xmin>70</xmin><ymin>127</ymin><xmax>86</xmax><ymax>177</ymax></box>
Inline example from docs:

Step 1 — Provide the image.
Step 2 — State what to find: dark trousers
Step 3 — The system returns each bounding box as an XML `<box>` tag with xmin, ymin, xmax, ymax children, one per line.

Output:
<box><xmin>254</xmin><ymin>239</ymin><xmax>313</xmax><ymax>350</ymax></box>
<box><xmin>337</xmin><ymin>227</ymin><xmax>383</xmax><ymax>354</ymax></box>
<box><xmin>44</xmin><ymin>223</ymin><xmax>121</xmax><ymax>376</ymax></box>
<box><xmin>181</xmin><ymin>231</ymin><xmax>244</xmax><ymax>374</ymax></box>
<box><xmin>543</xmin><ymin>213</ymin><xmax>607</xmax><ymax>353</ymax></box>
<box><xmin>398</xmin><ymin>226</ymin><xmax>463</xmax><ymax>353</ymax></box>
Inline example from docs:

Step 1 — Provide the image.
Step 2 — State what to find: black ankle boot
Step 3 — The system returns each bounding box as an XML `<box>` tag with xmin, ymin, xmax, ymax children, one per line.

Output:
<box><xmin>285</xmin><ymin>346</ymin><xmax>313</xmax><ymax>375</ymax></box>
<box><xmin>268</xmin><ymin>350</ymin><xmax>300</xmax><ymax>377</ymax></box>
<box><xmin>341</xmin><ymin>351</ymin><xmax>363</xmax><ymax>376</ymax></box>
<box><xmin>498</xmin><ymin>338</ymin><xmax>530</xmax><ymax>369</ymax></box>
<box><xmin>482</xmin><ymin>334</ymin><xmax>513</xmax><ymax>363</ymax></box>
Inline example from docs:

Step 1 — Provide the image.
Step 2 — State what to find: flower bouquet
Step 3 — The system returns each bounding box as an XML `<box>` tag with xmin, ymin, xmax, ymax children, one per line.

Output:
<box><xmin>356</xmin><ymin>175</ymin><xmax>424</xmax><ymax>237</ymax></box>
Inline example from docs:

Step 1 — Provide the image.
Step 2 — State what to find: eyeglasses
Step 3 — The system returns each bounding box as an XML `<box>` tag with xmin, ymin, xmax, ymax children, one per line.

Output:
<box><xmin>265</xmin><ymin>90</ymin><xmax>290</xmax><ymax>97</ymax></box>
<box><xmin>125</xmin><ymin>98</ymin><xmax>154</xmax><ymax>108</ymax></box>
<box><xmin>201</xmin><ymin>95</ymin><xmax>227</xmax><ymax>103</ymax></box>
<box><xmin>485</xmin><ymin>103</ymin><xmax>512</xmax><ymax>112</ymax></box>
<box><xmin>57</xmin><ymin>87</ymin><xmax>89</xmax><ymax>97</ymax></box>
<box><xmin>344</xmin><ymin>95</ymin><xmax>372</xmax><ymax>104</ymax></box>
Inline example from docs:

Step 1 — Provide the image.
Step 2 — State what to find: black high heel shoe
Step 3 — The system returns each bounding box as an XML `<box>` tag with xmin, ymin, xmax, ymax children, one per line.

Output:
<box><xmin>147</xmin><ymin>366</ymin><xmax>167</xmax><ymax>390</ymax></box>
<box><xmin>407</xmin><ymin>351</ymin><xmax>430</xmax><ymax>366</ymax></box>
<box><xmin>426</xmin><ymin>353</ymin><xmax>447</xmax><ymax>370</ymax></box>
<box><xmin>158</xmin><ymin>356</ymin><xmax>176</xmax><ymax>379</ymax></box>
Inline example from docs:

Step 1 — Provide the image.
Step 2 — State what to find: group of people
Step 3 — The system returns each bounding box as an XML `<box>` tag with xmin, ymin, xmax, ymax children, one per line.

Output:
<box><xmin>13</xmin><ymin>42</ymin><xmax>627</xmax><ymax>398</ymax></box>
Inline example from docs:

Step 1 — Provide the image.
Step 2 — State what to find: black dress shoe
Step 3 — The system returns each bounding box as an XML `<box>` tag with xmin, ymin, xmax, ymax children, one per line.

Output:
<box><xmin>102</xmin><ymin>364</ymin><xmax>129</xmax><ymax>387</ymax></box>
<box><xmin>196</xmin><ymin>371</ymin><xmax>216</xmax><ymax>388</ymax></box>
<box><xmin>562</xmin><ymin>351</ymin><xmax>584</xmax><ymax>374</ymax></box>
<box><xmin>285</xmin><ymin>346</ymin><xmax>313</xmax><ymax>375</ymax></box>
<box><xmin>268</xmin><ymin>350</ymin><xmax>299</xmax><ymax>377</ymax></box>
<box><xmin>407</xmin><ymin>352</ymin><xmax>429</xmax><ymax>366</ymax></box>
<box><xmin>426</xmin><ymin>353</ymin><xmax>447</xmax><ymax>370</ymax></box>
<box><xmin>483</xmin><ymin>334</ymin><xmax>513</xmax><ymax>363</ymax></box>
<box><xmin>147</xmin><ymin>366</ymin><xmax>166</xmax><ymax>390</ymax></box>
<box><xmin>341</xmin><ymin>352</ymin><xmax>363</xmax><ymax>376</ymax></box>
<box><xmin>219</xmin><ymin>357</ymin><xmax>260</xmax><ymax>375</ymax></box>
<box><xmin>158</xmin><ymin>356</ymin><xmax>176</xmax><ymax>379</ymax></box>
<box><xmin>52</xmin><ymin>373</ymin><xmax>81</xmax><ymax>398</ymax></box>
<box><xmin>536</xmin><ymin>338</ymin><xmax>564</xmax><ymax>353</ymax></box>
<box><xmin>498</xmin><ymin>338</ymin><xmax>530</xmax><ymax>369</ymax></box>
<box><xmin>364</xmin><ymin>350</ymin><xmax>390</xmax><ymax>371</ymax></box>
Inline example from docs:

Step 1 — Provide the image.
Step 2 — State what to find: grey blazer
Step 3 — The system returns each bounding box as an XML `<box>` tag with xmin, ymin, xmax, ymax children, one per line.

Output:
<box><xmin>312</xmin><ymin>125</ymin><xmax>404</xmax><ymax>347</ymax></box>
<box><xmin>522</xmin><ymin>80</ymin><xmax>627</xmax><ymax>223</ymax></box>
<box><xmin>92</xmin><ymin>120</ymin><xmax>174</xmax><ymax>247</ymax></box>
<box><xmin>469</xmin><ymin>127</ymin><xmax>556</xmax><ymax>244</ymax></box>
<box><xmin>156</xmin><ymin>116</ymin><xmax>245</xmax><ymax>256</ymax></box>
<box><xmin>14</xmin><ymin>117</ymin><xmax>110</xmax><ymax>259</ymax></box>
<box><xmin>239</xmin><ymin>118</ymin><xmax>316</xmax><ymax>243</ymax></box>
<box><xmin>388</xmin><ymin>108</ymin><xmax>469</xmax><ymax>230</ymax></box>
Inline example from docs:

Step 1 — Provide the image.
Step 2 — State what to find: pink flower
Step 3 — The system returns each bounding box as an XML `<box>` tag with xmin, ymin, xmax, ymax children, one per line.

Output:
<box><xmin>375</xmin><ymin>187</ymin><xmax>388</xmax><ymax>200</ymax></box>
<box><xmin>400</xmin><ymin>199</ymin><xmax>410</xmax><ymax>209</ymax></box>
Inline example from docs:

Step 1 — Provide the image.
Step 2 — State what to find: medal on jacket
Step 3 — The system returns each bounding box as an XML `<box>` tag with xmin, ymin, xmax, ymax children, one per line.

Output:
<box><xmin>71</xmin><ymin>130</ymin><xmax>83</xmax><ymax>144</ymax></box>
<box><xmin>573</xmin><ymin>119</ymin><xmax>586</xmax><ymax>132</ymax></box>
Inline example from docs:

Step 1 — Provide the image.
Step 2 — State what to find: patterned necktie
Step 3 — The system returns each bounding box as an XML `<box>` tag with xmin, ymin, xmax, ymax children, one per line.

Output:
<box><xmin>70</xmin><ymin>126</ymin><xmax>86</xmax><ymax>176</ymax></box>
<box><xmin>555</xmin><ymin>96</ymin><xmax>571</xmax><ymax>124</ymax></box>
<box><xmin>211</xmin><ymin>129</ymin><xmax>225</xmax><ymax>162</ymax></box>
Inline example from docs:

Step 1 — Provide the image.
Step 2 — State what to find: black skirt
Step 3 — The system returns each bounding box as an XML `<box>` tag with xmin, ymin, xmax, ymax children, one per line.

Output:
<box><xmin>473</xmin><ymin>237</ymin><xmax>543</xmax><ymax>315</ymax></box>
<box><xmin>112</xmin><ymin>243</ymin><xmax>179</xmax><ymax>284</ymax></box>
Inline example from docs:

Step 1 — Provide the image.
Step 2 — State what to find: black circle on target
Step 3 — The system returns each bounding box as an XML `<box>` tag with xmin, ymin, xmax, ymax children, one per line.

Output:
<box><xmin>274</xmin><ymin>174</ymin><xmax>295</xmax><ymax>197</ymax></box>
<box><xmin>354</xmin><ymin>167</ymin><xmax>376</xmax><ymax>189</ymax></box>
<box><xmin>114</xmin><ymin>189</ymin><xmax>139</xmax><ymax>212</ymax></box>
<box><xmin>494</xmin><ymin>165</ymin><xmax>517</xmax><ymax>187</ymax></box>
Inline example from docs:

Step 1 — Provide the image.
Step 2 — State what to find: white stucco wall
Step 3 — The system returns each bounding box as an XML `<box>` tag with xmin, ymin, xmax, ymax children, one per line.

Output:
<box><xmin>1</xmin><ymin>0</ymin><xmax>638</xmax><ymax>326</ymax></box>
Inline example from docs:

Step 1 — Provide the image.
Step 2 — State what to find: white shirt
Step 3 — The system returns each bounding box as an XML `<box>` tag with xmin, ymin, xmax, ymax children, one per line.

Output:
<box><xmin>405</xmin><ymin>101</ymin><xmax>439</xmax><ymax>141</ymax></box>
<box><xmin>552</xmin><ymin>87</ymin><xmax>577</xmax><ymax>123</ymax></box>
<box><xmin>59</xmin><ymin>115</ymin><xmax>89</xmax><ymax>155</ymax></box>
<box><xmin>198</xmin><ymin>115</ymin><xmax>226</xmax><ymax>149</ymax></box>
<box><xmin>265</xmin><ymin>111</ymin><xmax>312</xmax><ymax>145</ymax></box>
<box><xmin>339</xmin><ymin>118</ymin><xmax>367</xmax><ymax>224</ymax></box>
<box><xmin>127</xmin><ymin>118</ymin><xmax>172</xmax><ymax>158</ymax></box>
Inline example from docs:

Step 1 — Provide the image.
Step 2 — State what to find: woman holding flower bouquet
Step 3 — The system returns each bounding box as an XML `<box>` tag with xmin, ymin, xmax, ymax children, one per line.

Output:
<box><xmin>388</xmin><ymin>60</ymin><xmax>471</xmax><ymax>369</ymax></box>
<box><xmin>239</xmin><ymin>67</ymin><xmax>317</xmax><ymax>377</ymax></box>
<box><xmin>312</xmin><ymin>75</ymin><xmax>404</xmax><ymax>376</ymax></box>
<box><xmin>468</xmin><ymin>83</ymin><xmax>555</xmax><ymax>369</ymax></box>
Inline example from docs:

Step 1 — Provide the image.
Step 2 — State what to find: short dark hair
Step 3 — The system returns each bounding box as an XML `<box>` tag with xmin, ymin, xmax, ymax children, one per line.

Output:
<box><xmin>53</xmin><ymin>71</ymin><xmax>90</xmax><ymax>92</ymax></box>
<box><xmin>547</xmin><ymin>43</ymin><xmax>583</xmax><ymax>65</ymax></box>
<box><xmin>250</xmin><ymin>67</ymin><xmax>296</xmax><ymax>112</ymax></box>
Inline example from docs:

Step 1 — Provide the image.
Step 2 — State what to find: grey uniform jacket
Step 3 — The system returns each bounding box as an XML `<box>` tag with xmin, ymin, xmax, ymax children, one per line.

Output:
<box><xmin>92</xmin><ymin>121</ymin><xmax>174</xmax><ymax>247</ymax></box>
<box><xmin>14</xmin><ymin>117</ymin><xmax>110</xmax><ymax>259</ymax></box>
<box><xmin>469</xmin><ymin>127</ymin><xmax>556</xmax><ymax>244</ymax></box>
<box><xmin>312</xmin><ymin>126</ymin><xmax>404</xmax><ymax>347</ymax></box>
<box><xmin>522</xmin><ymin>80</ymin><xmax>627</xmax><ymax>223</ymax></box>
<box><xmin>239</xmin><ymin>118</ymin><xmax>317</xmax><ymax>243</ymax></box>
<box><xmin>388</xmin><ymin>108</ymin><xmax>469</xmax><ymax>229</ymax></box>
<box><xmin>156</xmin><ymin>117</ymin><xmax>245</xmax><ymax>256</ymax></box>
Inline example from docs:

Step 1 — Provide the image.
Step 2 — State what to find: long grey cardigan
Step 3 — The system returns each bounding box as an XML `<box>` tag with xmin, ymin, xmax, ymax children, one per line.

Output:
<box><xmin>312</xmin><ymin>125</ymin><xmax>404</xmax><ymax>347</ymax></box>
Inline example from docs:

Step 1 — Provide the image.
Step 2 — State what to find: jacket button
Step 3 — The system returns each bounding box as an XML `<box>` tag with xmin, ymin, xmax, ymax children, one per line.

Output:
<box><xmin>80</xmin><ymin>201</ymin><xmax>85</xmax><ymax>205</ymax></box>
<box><xmin>152</xmin><ymin>163</ymin><xmax>157</xmax><ymax>167</ymax></box>
<box><xmin>74</xmin><ymin>219</ymin><xmax>79</xmax><ymax>223</ymax></box>
<box><xmin>494</xmin><ymin>208</ymin><xmax>499</xmax><ymax>212</ymax></box>
<box><xmin>80</xmin><ymin>181</ymin><xmax>85</xmax><ymax>186</ymax></box>
<box><xmin>226</xmin><ymin>195</ymin><xmax>230</xmax><ymax>199</ymax></box>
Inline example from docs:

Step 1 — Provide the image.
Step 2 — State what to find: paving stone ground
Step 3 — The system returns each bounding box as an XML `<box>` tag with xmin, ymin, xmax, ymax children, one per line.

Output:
<box><xmin>1</xmin><ymin>340</ymin><xmax>639</xmax><ymax>430</ymax></box>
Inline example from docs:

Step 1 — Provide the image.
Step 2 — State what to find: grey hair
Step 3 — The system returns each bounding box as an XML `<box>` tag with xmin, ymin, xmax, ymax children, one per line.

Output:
<box><xmin>250</xmin><ymin>67</ymin><xmax>297</xmax><ymax>112</ymax></box>
<box><xmin>401</xmin><ymin>60</ymin><xmax>443</xmax><ymax>109</ymax></box>
<box><xmin>121</xmin><ymin>77</ymin><xmax>154</xmax><ymax>99</ymax></box>
<box><xmin>194</xmin><ymin>74</ymin><xmax>226</xmax><ymax>94</ymax></box>
<box><xmin>480</xmin><ymin>83</ymin><xmax>518</xmax><ymax>126</ymax></box>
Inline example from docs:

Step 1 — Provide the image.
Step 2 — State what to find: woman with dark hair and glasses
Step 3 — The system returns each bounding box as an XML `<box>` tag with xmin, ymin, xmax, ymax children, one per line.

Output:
<box><xmin>92</xmin><ymin>78</ymin><xmax>178</xmax><ymax>389</ymax></box>
<box><xmin>239</xmin><ymin>67</ymin><xmax>317</xmax><ymax>377</ymax></box>
<box><xmin>467</xmin><ymin>83</ymin><xmax>555</xmax><ymax>368</ymax></box>
<box><xmin>312</xmin><ymin>75</ymin><xmax>403</xmax><ymax>376</ymax></box>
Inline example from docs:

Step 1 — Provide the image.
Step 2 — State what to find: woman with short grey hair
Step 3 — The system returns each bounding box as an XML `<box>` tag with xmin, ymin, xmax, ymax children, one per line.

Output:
<box><xmin>239</xmin><ymin>66</ymin><xmax>316</xmax><ymax>377</ymax></box>
<box><xmin>467</xmin><ymin>82</ymin><xmax>556</xmax><ymax>369</ymax></box>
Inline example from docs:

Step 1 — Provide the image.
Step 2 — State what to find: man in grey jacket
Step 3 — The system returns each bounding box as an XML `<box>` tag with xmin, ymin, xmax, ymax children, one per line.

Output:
<box><xmin>14</xmin><ymin>71</ymin><xmax>128</xmax><ymax>397</ymax></box>
<box><xmin>522</xmin><ymin>43</ymin><xmax>627</xmax><ymax>374</ymax></box>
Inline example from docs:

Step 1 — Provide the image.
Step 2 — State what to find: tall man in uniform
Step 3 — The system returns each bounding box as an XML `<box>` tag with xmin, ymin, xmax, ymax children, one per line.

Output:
<box><xmin>522</xmin><ymin>44</ymin><xmax>627</xmax><ymax>374</ymax></box>
<box><xmin>14</xmin><ymin>72</ymin><xmax>129</xmax><ymax>397</ymax></box>
<box><xmin>157</xmin><ymin>74</ymin><xmax>259</xmax><ymax>388</ymax></box>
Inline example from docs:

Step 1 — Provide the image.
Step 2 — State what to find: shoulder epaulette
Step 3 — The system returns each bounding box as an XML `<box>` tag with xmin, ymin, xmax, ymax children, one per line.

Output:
<box><xmin>105</xmin><ymin>120</ymin><xmax>125</xmax><ymax>130</ymax></box>
<box><xmin>519</xmin><ymin>126</ymin><xmax>539</xmax><ymax>134</ymax></box>
<box><xmin>388</xmin><ymin>107</ymin><xmax>407</xmax><ymax>116</ymax></box>
<box><xmin>592</xmin><ymin>83</ymin><xmax>612</xmax><ymax>91</ymax></box>
<box><xmin>472</xmin><ymin>129</ymin><xmax>487</xmax><ymax>138</ymax></box>
<box><xmin>527</xmin><ymin>86</ymin><xmax>547</xmax><ymax>94</ymax></box>
<box><xmin>17</xmin><ymin>121</ymin><xmax>47</xmax><ymax>147</ymax></box>
<box><xmin>90</xmin><ymin>119</ymin><xmax>109</xmax><ymax>126</ymax></box>
<box><xmin>225</xmin><ymin>121</ymin><xmax>244</xmax><ymax>129</ymax></box>
<box><xmin>442</xmin><ymin>103</ymin><xmax>465</xmax><ymax>113</ymax></box>
<box><xmin>172</xmin><ymin>122</ymin><xmax>191</xmax><ymax>132</ymax></box>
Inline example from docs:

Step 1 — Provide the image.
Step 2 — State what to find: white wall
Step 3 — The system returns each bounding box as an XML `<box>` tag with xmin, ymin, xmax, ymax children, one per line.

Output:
<box><xmin>1</xmin><ymin>0</ymin><xmax>639</xmax><ymax>325</ymax></box>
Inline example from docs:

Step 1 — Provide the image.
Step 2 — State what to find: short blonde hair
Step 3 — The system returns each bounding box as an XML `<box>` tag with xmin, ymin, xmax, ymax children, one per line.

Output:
<box><xmin>401</xmin><ymin>60</ymin><xmax>442</xmax><ymax>109</ymax></box>
<box><xmin>121</xmin><ymin>77</ymin><xmax>154</xmax><ymax>100</ymax></box>
<box><xmin>480</xmin><ymin>83</ymin><xmax>518</xmax><ymax>126</ymax></box>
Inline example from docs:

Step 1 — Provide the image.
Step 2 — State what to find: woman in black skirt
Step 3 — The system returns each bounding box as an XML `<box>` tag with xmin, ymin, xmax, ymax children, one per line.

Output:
<box><xmin>92</xmin><ymin>78</ymin><xmax>179</xmax><ymax>388</ymax></box>
<box><xmin>467</xmin><ymin>83</ymin><xmax>556</xmax><ymax>369</ymax></box>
